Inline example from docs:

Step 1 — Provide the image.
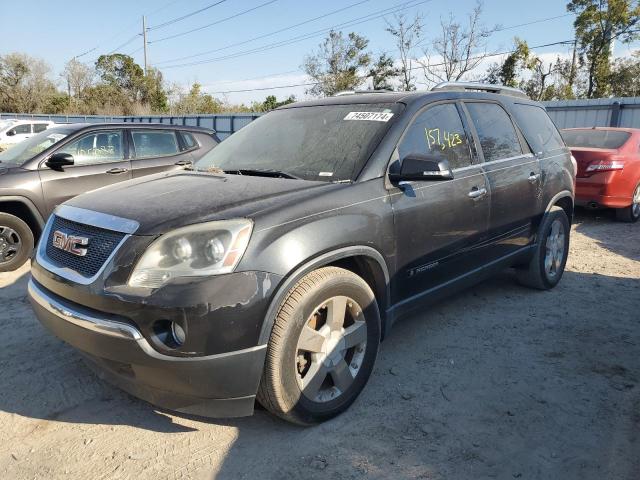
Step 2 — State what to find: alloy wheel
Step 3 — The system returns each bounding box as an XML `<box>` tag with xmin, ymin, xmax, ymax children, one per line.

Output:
<box><xmin>295</xmin><ymin>295</ymin><xmax>368</xmax><ymax>403</ymax></box>
<box><xmin>0</xmin><ymin>226</ymin><xmax>21</xmax><ymax>264</ymax></box>
<box><xmin>544</xmin><ymin>218</ymin><xmax>566</xmax><ymax>279</ymax></box>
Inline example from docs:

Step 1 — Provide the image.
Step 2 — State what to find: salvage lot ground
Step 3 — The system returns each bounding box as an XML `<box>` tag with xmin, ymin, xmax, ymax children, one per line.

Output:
<box><xmin>0</xmin><ymin>209</ymin><xmax>638</xmax><ymax>480</ymax></box>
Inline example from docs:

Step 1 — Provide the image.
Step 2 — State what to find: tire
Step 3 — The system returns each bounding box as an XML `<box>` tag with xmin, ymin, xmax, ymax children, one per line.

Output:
<box><xmin>615</xmin><ymin>183</ymin><xmax>640</xmax><ymax>223</ymax></box>
<box><xmin>257</xmin><ymin>266</ymin><xmax>381</xmax><ymax>425</ymax></box>
<box><xmin>516</xmin><ymin>206</ymin><xmax>570</xmax><ymax>290</ymax></box>
<box><xmin>0</xmin><ymin>213</ymin><xmax>34</xmax><ymax>273</ymax></box>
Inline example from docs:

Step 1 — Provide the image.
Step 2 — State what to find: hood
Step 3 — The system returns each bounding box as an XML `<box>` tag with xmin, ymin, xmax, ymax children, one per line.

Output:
<box><xmin>65</xmin><ymin>170</ymin><xmax>336</xmax><ymax>235</ymax></box>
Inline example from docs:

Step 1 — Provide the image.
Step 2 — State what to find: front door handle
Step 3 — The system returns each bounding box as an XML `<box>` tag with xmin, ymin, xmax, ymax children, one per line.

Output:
<box><xmin>468</xmin><ymin>187</ymin><xmax>488</xmax><ymax>199</ymax></box>
<box><xmin>528</xmin><ymin>173</ymin><xmax>541</xmax><ymax>183</ymax></box>
<box><xmin>175</xmin><ymin>160</ymin><xmax>192</xmax><ymax>166</ymax></box>
<box><xmin>106</xmin><ymin>167</ymin><xmax>128</xmax><ymax>174</ymax></box>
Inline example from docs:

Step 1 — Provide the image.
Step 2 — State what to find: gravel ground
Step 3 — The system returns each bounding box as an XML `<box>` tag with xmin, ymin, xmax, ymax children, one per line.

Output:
<box><xmin>0</xmin><ymin>209</ymin><xmax>638</xmax><ymax>480</ymax></box>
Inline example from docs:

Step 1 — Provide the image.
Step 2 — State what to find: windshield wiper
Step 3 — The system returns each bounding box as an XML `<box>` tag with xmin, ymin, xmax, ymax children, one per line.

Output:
<box><xmin>224</xmin><ymin>168</ymin><xmax>301</xmax><ymax>180</ymax></box>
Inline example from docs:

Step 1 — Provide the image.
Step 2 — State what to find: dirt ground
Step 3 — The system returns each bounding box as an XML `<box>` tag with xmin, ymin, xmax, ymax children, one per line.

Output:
<box><xmin>0</xmin><ymin>209</ymin><xmax>638</xmax><ymax>480</ymax></box>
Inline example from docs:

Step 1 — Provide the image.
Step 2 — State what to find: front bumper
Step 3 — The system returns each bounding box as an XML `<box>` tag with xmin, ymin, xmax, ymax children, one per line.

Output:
<box><xmin>28</xmin><ymin>278</ymin><xmax>267</xmax><ymax>418</ymax></box>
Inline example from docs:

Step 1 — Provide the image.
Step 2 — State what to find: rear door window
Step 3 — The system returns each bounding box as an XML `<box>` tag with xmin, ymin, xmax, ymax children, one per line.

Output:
<box><xmin>513</xmin><ymin>104</ymin><xmax>565</xmax><ymax>154</ymax></box>
<box><xmin>398</xmin><ymin>103</ymin><xmax>473</xmax><ymax>170</ymax></box>
<box><xmin>132</xmin><ymin>130</ymin><xmax>179</xmax><ymax>158</ymax></box>
<box><xmin>465</xmin><ymin>102</ymin><xmax>524</xmax><ymax>162</ymax></box>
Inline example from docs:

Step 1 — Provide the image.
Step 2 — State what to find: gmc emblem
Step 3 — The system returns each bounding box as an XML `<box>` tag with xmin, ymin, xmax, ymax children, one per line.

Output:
<box><xmin>52</xmin><ymin>231</ymin><xmax>89</xmax><ymax>257</ymax></box>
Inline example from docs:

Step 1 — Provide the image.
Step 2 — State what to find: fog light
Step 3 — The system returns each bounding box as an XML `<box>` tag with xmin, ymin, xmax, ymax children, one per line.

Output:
<box><xmin>171</xmin><ymin>321</ymin><xmax>186</xmax><ymax>346</ymax></box>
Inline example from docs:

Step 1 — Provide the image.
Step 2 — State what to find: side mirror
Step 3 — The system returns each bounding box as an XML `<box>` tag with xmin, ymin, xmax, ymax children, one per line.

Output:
<box><xmin>6</xmin><ymin>130</ymin><xmax>15</xmax><ymax>137</ymax></box>
<box><xmin>46</xmin><ymin>152</ymin><xmax>74</xmax><ymax>171</ymax></box>
<box><xmin>390</xmin><ymin>154</ymin><xmax>454</xmax><ymax>182</ymax></box>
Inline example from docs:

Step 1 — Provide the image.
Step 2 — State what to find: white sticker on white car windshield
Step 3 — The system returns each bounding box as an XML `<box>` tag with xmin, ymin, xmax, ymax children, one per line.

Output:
<box><xmin>344</xmin><ymin>112</ymin><xmax>394</xmax><ymax>122</ymax></box>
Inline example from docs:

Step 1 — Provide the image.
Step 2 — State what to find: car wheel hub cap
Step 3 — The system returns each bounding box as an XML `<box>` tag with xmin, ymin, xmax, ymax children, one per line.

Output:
<box><xmin>544</xmin><ymin>219</ymin><xmax>565</xmax><ymax>279</ymax></box>
<box><xmin>295</xmin><ymin>295</ymin><xmax>367</xmax><ymax>403</ymax></box>
<box><xmin>0</xmin><ymin>226</ymin><xmax>21</xmax><ymax>263</ymax></box>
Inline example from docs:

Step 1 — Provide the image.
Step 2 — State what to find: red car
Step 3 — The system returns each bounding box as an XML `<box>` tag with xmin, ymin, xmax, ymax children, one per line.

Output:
<box><xmin>562</xmin><ymin>127</ymin><xmax>640</xmax><ymax>222</ymax></box>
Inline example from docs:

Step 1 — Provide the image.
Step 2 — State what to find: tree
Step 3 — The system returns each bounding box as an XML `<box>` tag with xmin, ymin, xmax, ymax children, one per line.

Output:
<box><xmin>260</xmin><ymin>95</ymin><xmax>296</xmax><ymax>111</ymax></box>
<box><xmin>303</xmin><ymin>30</ymin><xmax>371</xmax><ymax>96</ymax></box>
<box><xmin>609</xmin><ymin>50</ymin><xmax>640</xmax><ymax>95</ymax></box>
<box><xmin>418</xmin><ymin>1</ymin><xmax>497</xmax><ymax>85</ymax></box>
<box><xmin>0</xmin><ymin>53</ymin><xmax>58</xmax><ymax>112</ymax></box>
<box><xmin>61</xmin><ymin>58</ymin><xmax>93</xmax><ymax>101</ymax></box>
<box><xmin>95</xmin><ymin>54</ymin><xmax>146</xmax><ymax>102</ymax></box>
<box><xmin>568</xmin><ymin>0</ymin><xmax>640</xmax><ymax>98</ymax></box>
<box><xmin>367</xmin><ymin>54</ymin><xmax>399</xmax><ymax>90</ymax></box>
<box><xmin>170</xmin><ymin>83</ymin><xmax>223</xmax><ymax>114</ymax></box>
<box><xmin>485</xmin><ymin>39</ymin><xmax>531</xmax><ymax>87</ymax></box>
<box><xmin>386</xmin><ymin>13</ymin><xmax>422</xmax><ymax>91</ymax></box>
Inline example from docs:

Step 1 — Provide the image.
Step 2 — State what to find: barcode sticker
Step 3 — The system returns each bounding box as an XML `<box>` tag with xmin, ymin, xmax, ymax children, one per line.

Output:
<box><xmin>344</xmin><ymin>112</ymin><xmax>394</xmax><ymax>122</ymax></box>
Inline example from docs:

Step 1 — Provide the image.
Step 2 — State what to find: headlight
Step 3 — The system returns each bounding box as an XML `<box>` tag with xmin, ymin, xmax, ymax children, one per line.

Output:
<box><xmin>128</xmin><ymin>219</ymin><xmax>253</xmax><ymax>288</ymax></box>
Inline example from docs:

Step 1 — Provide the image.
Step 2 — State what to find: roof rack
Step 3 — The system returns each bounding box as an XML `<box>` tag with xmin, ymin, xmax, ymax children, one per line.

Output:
<box><xmin>333</xmin><ymin>89</ymin><xmax>393</xmax><ymax>96</ymax></box>
<box><xmin>430</xmin><ymin>82</ymin><xmax>529</xmax><ymax>99</ymax></box>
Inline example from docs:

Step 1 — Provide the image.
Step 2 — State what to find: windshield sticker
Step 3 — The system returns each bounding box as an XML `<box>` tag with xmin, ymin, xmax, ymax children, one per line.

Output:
<box><xmin>344</xmin><ymin>112</ymin><xmax>394</xmax><ymax>122</ymax></box>
<box><xmin>319</xmin><ymin>172</ymin><xmax>334</xmax><ymax>177</ymax></box>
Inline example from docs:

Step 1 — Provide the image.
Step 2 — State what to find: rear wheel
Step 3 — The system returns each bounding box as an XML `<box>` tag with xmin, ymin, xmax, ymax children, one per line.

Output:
<box><xmin>516</xmin><ymin>207</ymin><xmax>570</xmax><ymax>290</ymax></box>
<box><xmin>257</xmin><ymin>267</ymin><xmax>380</xmax><ymax>425</ymax></box>
<box><xmin>0</xmin><ymin>213</ymin><xmax>34</xmax><ymax>273</ymax></box>
<box><xmin>615</xmin><ymin>183</ymin><xmax>640</xmax><ymax>223</ymax></box>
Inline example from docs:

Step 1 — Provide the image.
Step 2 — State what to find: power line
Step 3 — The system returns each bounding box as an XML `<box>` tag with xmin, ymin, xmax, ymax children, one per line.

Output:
<box><xmin>107</xmin><ymin>34</ymin><xmax>140</xmax><ymax>55</ymax></box>
<box><xmin>154</xmin><ymin>0</ymin><xmax>371</xmax><ymax>65</ymax></box>
<box><xmin>148</xmin><ymin>0</ymin><xmax>228</xmax><ymax>31</ymax></box>
<box><xmin>160</xmin><ymin>0</ymin><xmax>434</xmax><ymax>69</ymax></box>
<box><xmin>72</xmin><ymin>0</ymin><xmax>178</xmax><ymax>59</ymax></box>
<box><xmin>149</xmin><ymin>0</ymin><xmax>280</xmax><ymax>44</ymax></box>
<box><xmin>204</xmin><ymin>39</ymin><xmax>575</xmax><ymax>94</ymax></box>
<box><xmin>494</xmin><ymin>13</ymin><xmax>574</xmax><ymax>32</ymax></box>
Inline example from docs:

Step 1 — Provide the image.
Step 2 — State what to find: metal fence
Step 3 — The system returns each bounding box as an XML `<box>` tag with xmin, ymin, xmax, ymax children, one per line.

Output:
<box><xmin>542</xmin><ymin>97</ymin><xmax>640</xmax><ymax>129</ymax></box>
<box><xmin>3</xmin><ymin>97</ymin><xmax>640</xmax><ymax>137</ymax></box>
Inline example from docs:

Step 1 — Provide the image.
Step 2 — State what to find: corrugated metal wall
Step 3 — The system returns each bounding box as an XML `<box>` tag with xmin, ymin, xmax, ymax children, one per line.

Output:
<box><xmin>542</xmin><ymin>97</ymin><xmax>640</xmax><ymax>129</ymax></box>
<box><xmin>3</xmin><ymin>97</ymin><xmax>640</xmax><ymax>136</ymax></box>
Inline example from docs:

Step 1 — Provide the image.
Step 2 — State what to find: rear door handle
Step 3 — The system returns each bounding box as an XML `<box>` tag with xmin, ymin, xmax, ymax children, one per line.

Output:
<box><xmin>106</xmin><ymin>167</ymin><xmax>128</xmax><ymax>174</ymax></box>
<box><xmin>175</xmin><ymin>160</ymin><xmax>192</xmax><ymax>166</ymax></box>
<box><xmin>528</xmin><ymin>173</ymin><xmax>541</xmax><ymax>183</ymax></box>
<box><xmin>468</xmin><ymin>187</ymin><xmax>488</xmax><ymax>199</ymax></box>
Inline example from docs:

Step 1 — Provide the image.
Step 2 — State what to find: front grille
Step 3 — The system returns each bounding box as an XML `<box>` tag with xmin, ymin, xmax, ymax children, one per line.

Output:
<box><xmin>44</xmin><ymin>216</ymin><xmax>126</xmax><ymax>278</ymax></box>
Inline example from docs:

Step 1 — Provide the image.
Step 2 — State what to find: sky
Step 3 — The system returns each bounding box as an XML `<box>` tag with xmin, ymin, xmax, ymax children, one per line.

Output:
<box><xmin>1</xmin><ymin>0</ymin><xmax>638</xmax><ymax>105</ymax></box>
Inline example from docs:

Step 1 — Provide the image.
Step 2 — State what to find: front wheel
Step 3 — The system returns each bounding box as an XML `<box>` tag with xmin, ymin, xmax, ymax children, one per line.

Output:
<box><xmin>516</xmin><ymin>206</ymin><xmax>570</xmax><ymax>290</ymax></box>
<box><xmin>0</xmin><ymin>213</ymin><xmax>34</xmax><ymax>273</ymax></box>
<box><xmin>257</xmin><ymin>267</ymin><xmax>381</xmax><ymax>425</ymax></box>
<box><xmin>615</xmin><ymin>183</ymin><xmax>640</xmax><ymax>223</ymax></box>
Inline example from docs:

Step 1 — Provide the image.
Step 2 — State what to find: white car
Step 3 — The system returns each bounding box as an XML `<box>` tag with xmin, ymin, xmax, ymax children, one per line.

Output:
<box><xmin>0</xmin><ymin>120</ymin><xmax>55</xmax><ymax>147</ymax></box>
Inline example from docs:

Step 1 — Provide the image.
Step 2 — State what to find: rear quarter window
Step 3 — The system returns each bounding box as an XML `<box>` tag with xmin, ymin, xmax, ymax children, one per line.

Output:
<box><xmin>513</xmin><ymin>104</ymin><xmax>565</xmax><ymax>154</ymax></box>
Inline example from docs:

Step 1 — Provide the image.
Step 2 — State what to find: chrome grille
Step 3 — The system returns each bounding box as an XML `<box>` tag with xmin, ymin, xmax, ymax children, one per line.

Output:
<box><xmin>44</xmin><ymin>216</ymin><xmax>126</xmax><ymax>278</ymax></box>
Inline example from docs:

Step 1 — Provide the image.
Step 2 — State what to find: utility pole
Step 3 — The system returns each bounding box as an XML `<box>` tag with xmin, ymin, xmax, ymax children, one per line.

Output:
<box><xmin>142</xmin><ymin>15</ymin><xmax>148</xmax><ymax>75</ymax></box>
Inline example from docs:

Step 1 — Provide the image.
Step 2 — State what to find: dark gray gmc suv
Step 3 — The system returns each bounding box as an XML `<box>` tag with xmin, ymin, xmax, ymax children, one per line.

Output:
<box><xmin>28</xmin><ymin>83</ymin><xmax>576</xmax><ymax>425</ymax></box>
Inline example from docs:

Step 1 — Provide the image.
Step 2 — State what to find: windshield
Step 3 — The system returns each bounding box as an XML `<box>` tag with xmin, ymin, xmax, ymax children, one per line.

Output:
<box><xmin>195</xmin><ymin>103</ymin><xmax>402</xmax><ymax>182</ymax></box>
<box><xmin>0</xmin><ymin>120</ymin><xmax>16</xmax><ymax>133</ymax></box>
<box><xmin>562</xmin><ymin>129</ymin><xmax>631</xmax><ymax>149</ymax></box>
<box><xmin>0</xmin><ymin>127</ymin><xmax>74</xmax><ymax>166</ymax></box>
